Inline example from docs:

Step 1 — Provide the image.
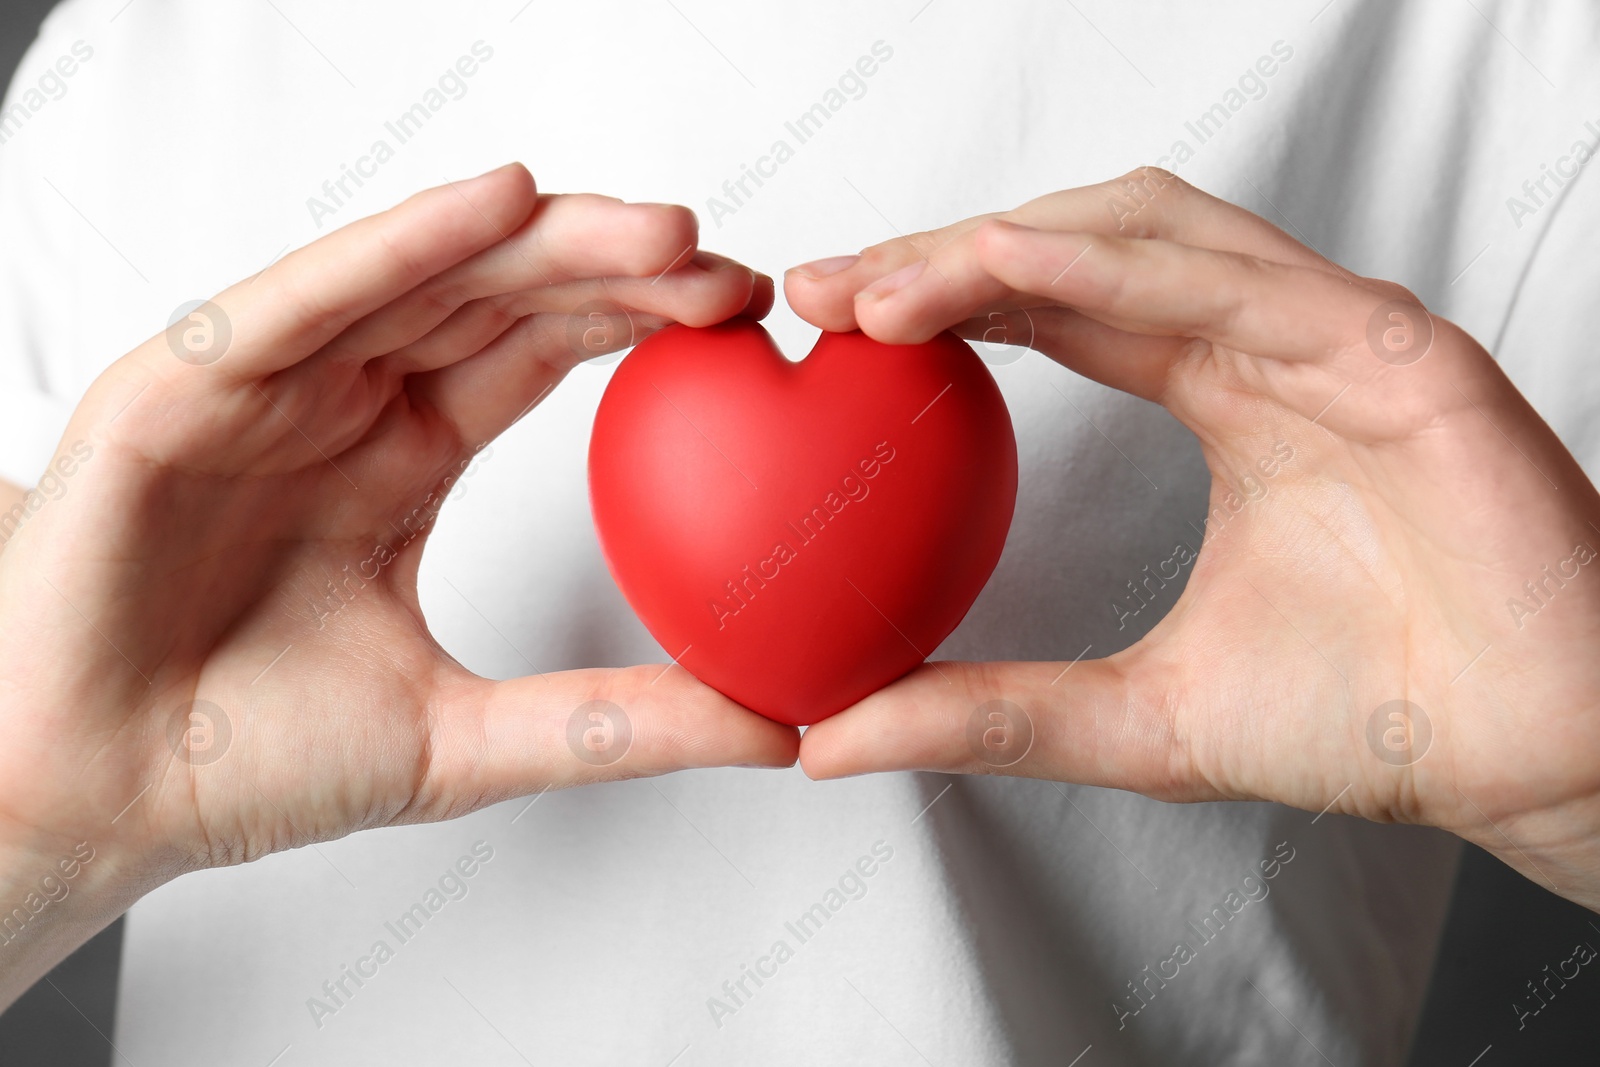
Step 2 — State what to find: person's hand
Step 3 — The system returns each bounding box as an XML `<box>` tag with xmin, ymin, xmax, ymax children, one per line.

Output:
<box><xmin>786</xmin><ymin>169</ymin><xmax>1600</xmax><ymax>911</ymax></box>
<box><xmin>0</xmin><ymin>164</ymin><xmax>798</xmax><ymax>1004</ymax></box>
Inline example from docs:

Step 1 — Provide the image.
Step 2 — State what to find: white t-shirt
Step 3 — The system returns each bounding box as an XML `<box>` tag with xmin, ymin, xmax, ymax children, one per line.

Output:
<box><xmin>3</xmin><ymin>1</ymin><xmax>1598</xmax><ymax>1063</ymax></box>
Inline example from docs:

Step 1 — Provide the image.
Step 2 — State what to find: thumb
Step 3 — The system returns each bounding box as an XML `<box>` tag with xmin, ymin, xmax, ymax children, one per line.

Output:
<box><xmin>798</xmin><ymin>657</ymin><xmax>1209</xmax><ymax>801</ymax></box>
<box><xmin>404</xmin><ymin>665</ymin><xmax>800</xmax><ymax>820</ymax></box>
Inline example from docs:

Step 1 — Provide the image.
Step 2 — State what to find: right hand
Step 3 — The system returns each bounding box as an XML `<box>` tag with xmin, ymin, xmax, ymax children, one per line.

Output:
<box><xmin>0</xmin><ymin>164</ymin><xmax>798</xmax><ymax>1005</ymax></box>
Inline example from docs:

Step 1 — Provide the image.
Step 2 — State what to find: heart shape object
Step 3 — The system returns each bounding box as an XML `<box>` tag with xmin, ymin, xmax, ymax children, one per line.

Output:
<box><xmin>588</xmin><ymin>321</ymin><xmax>1017</xmax><ymax>726</ymax></box>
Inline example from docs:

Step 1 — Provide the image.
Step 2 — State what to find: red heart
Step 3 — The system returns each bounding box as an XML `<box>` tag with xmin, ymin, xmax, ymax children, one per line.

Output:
<box><xmin>588</xmin><ymin>322</ymin><xmax>1017</xmax><ymax>726</ymax></box>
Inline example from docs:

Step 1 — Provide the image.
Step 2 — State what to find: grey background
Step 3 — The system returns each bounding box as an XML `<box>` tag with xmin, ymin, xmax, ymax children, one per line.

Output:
<box><xmin>0</xmin><ymin>2</ymin><xmax>1594</xmax><ymax>1063</ymax></box>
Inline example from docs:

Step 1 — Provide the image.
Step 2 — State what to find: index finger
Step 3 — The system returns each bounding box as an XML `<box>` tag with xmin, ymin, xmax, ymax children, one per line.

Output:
<box><xmin>975</xmin><ymin>221</ymin><xmax>1391</xmax><ymax>366</ymax></box>
<box><xmin>784</xmin><ymin>169</ymin><xmax>1339</xmax><ymax>342</ymax></box>
<box><xmin>151</xmin><ymin>163</ymin><xmax>541</xmax><ymax>383</ymax></box>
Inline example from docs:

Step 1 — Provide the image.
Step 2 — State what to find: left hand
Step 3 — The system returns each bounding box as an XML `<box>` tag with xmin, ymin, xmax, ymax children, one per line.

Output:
<box><xmin>784</xmin><ymin>169</ymin><xmax>1600</xmax><ymax>912</ymax></box>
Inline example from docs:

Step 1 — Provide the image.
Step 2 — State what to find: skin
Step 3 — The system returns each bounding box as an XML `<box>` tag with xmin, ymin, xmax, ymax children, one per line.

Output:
<box><xmin>0</xmin><ymin>483</ymin><xmax>22</xmax><ymax>524</ymax></box>
<box><xmin>0</xmin><ymin>164</ymin><xmax>798</xmax><ymax>1009</ymax></box>
<box><xmin>787</xmin><ymin>167</ymin><xmax>1600</xmax><ymax>914</ymax></box>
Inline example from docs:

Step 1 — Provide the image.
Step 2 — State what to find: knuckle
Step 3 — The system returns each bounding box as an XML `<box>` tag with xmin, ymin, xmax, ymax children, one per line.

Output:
<box><xmin>1210</xmin><ymin>253</ymin><xmax>1260</xmax><ymax>335</ymax></box>
<box><xmin>1124</xmin><ymin>164</ymin><xmax>1183</xmax><ymax>189</ymax></box>
<box><xmin>277</xmin><ymin>271</ymin><xmax>344</xmax><ymax>336</ymax></box>
<box><xmin>1367</xmin><ymin>278</ymin><xmax>1426</xmax><ymax>308</ymax></box>
<box><xmin>1095</xmin><ymin>166</ymin><xmax>1178</xmax><ymax>201</ymax></box>
<box><xmin>899</xmin><ymin>230</ymin><xmax>942</xmax><ymax>260</ymax></box>
<box><xmin>858</xmin><ymin>240</ymin><xmax>906</xmax><ymax>270</ymax></box>
<box><xmin>478</xmin><ymin>295</ymin><xmax>522</xmax><ymax>335</ymax></box>
<box><xmin>416</xmin><ymin>281</ymin><xmax>466</xmax><ymax>321</ymax></box>
<box><xmin>565</xmin><ymin>192</ymin><xmax>618</xmax><ymax>211</ymax></box>
<box><xmin>374</xmin><ymin>223</ymin><xmax>434</xmax><ymax>290</ymax></box>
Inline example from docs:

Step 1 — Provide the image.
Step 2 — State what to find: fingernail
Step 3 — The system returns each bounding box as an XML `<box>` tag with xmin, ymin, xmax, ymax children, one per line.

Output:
<box><xmin>471</xmin><ymin>161</ymin><xmax>524</xmax><ymax>182</ymax></box>
<box><xmin>858</xmin><ymin>259</ymin><xmax>925</xmax><ymax>300</ymax></box>
<box><xmin>789</xmin><ymin>254</ymin><xmax>859</xmax><ymax>279</ymax></box>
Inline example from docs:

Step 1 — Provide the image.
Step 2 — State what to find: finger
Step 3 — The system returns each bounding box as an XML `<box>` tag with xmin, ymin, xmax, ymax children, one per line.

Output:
<box><xmin>400</xmin><ymin>256</ymin><xmax>763</xmax><ymax>444</ymax></box>
<box><xmin>403</xmin><ymin>309</ymin><xmax>649</xmax><ymax>444</ymax></box>
<box><xmin>379</xmin><ymin>257</ymin><xmax>763</xmax><ymax>376</ymax></box>
<box><xmin>974</xmin><ymin>221</ymin><xmax>1383</xmax><ymax>364</ymax></box>
<box><xmin>949</xmin><ymin>307</ymin><xmax>1183</xmax><ymax>402</ymax></box>
<box><xmin>798</xmin><ymin>659</ymin><xmax>1211</xmax><ymax>801</ymax></box>
<box><xmin>783</xmin><ymin>214</ymin><xmax>996</xmax><ymax>336</ymax></box>
<box><xmin>403</xmin><ymin>665</ymin><xmax>801</xmax><ymax>818</ymax></box>
<box><xmin>327</xmin><ymin>197</ymin><xmax>711</xmax><ymax>364</ymax></box>
<box><xmin>684</xmin><ymin>250</ymin><xmax>775</xmax><ymax>319</ymax></box>
<box><xmin>185</xmin><ymin>163</ymin><xmax>540</xmax><ymax>381</ymax></box>
<box><xmin>784</xmin><ymin>169</ymin><xmax>1336</xmax><ymax>337</ymax></box>
<box><xmin>337</xmin><ymin>263</ymin><xmax>759</xmax><ymax>481</ymax></box>
<box><xmin>1010</xmin><ymin>171</ymin><xmax>1336</xmax><ymax>269</ymax></box>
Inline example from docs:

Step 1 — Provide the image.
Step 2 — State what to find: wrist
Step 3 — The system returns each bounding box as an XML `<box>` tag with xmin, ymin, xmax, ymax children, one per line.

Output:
<box><xmin>0</xmin><ymin>825</ymin><xmax>152</xmax><ymax>1012</ymax></box>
